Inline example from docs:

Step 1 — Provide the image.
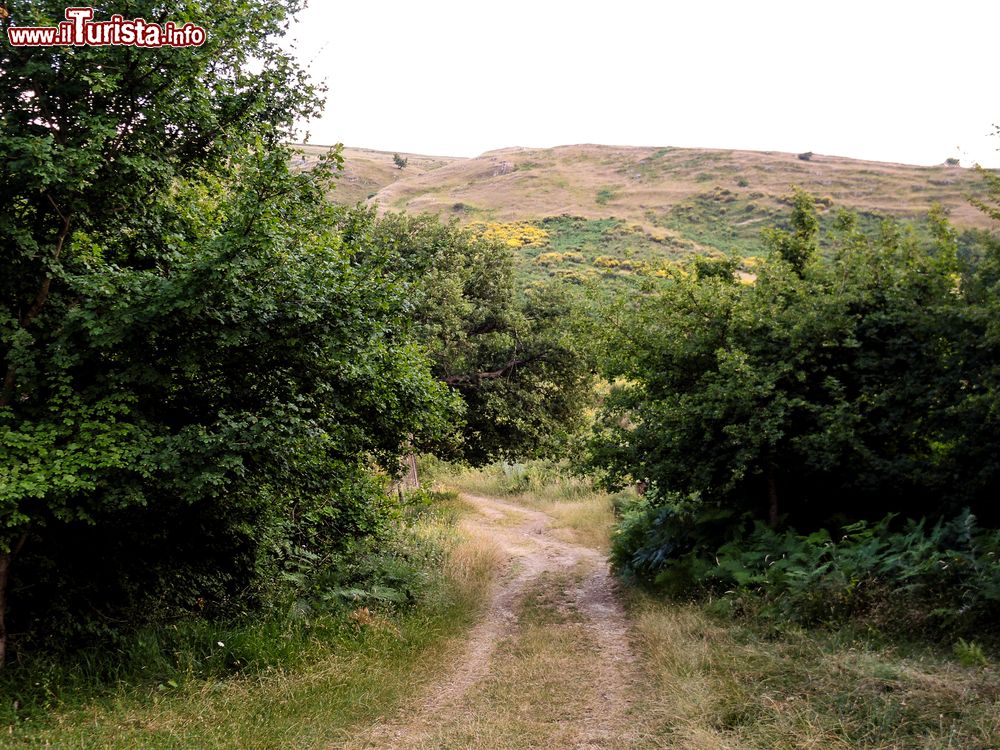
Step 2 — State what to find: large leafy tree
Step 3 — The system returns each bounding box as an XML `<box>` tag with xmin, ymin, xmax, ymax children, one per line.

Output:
<box><xmin>591</xmin><ymin>193</ymin><xmax>1000</xmax><ymax>570</ymax></box>
<box><xmin>0</xmin><ymin>2</ymin><xmax>450</xmax><ymax>661</ymax></box>
<box><xmin>335</xmin><ymin>208</ymin><xmax>595</xmax><ymax>464</ymax></box>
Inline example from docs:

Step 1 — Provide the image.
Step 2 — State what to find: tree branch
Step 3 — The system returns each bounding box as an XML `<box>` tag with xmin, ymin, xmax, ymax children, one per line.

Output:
<box><xmin>442</xmin><ymin>352</ymin><xmax>545</xmax><ymax>386</ymax></box>
<box><xmin>2</xmin><ymin>202</ymin><xmax>73</xmax><ymax>407</ymax></box>
<box><xmin>22</xmin><ymin>201</ymin><xmax>72</xmax><ymax>328</ymax></box>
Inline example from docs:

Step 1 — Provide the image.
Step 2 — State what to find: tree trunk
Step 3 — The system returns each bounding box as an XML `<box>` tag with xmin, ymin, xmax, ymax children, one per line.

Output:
<box><xmin>767</xmin><ymin>468</ymin><xmax>780</xmax><ymax>529</ymax></box>
<box><xmin>402</xmin><ymin>451</ymin><xmax>419</xmax><ymax>490</ymax></box>
<box><xmin>391</xmin><ymin>437</ymin><xmax>420</xmax><ymax>501</ymax></box>
<box><xmin>0</xmin><ymin>533</ymin><xmax>28</xmax><ymax>669</ymax></box>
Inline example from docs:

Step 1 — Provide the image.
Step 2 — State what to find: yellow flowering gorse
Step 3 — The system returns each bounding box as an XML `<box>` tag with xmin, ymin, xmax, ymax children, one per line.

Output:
<box><xmin>467</xmin><ymin>222</ymin><xmax>550</xmax><ymax>248</ymax></box>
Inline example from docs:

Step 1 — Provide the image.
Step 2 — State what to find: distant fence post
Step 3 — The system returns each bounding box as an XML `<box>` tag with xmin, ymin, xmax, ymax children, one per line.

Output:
<box><xmin>402</xmin><ymin>449</ymin><xmax>419</xmax><ymax>490</ymax></box>
<box><xmin>390</xmin><ymin>435</ymin><xmax>420</xmax><ymax>500</ymax></box>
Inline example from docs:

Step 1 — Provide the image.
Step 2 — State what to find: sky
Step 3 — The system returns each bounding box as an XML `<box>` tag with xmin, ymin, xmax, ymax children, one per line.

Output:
<box><xmin>285</xmin><ymin>0</ymin><xmax>1000</xmax><ymax>167</ymax></box>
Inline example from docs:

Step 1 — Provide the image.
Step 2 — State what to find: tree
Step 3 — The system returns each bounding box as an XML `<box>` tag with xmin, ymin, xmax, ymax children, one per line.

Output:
<box><xmin>0</xmin><ymin>1</ymin><xmax>450</xmax><ymax>661</ymax></box>
<box><xmin>334</xmin><ymin>208</ymin><xmax>595</xmax><ymax>463</ymax></box>
<box><xmin>761</xmin><ymin>188</ymin><xmax>819</xmax><ymax>276</ymax></box>
<box><xmin>393</xmin><ymin>153</ymin><xmax>408</xmax><ymax>170</ymax></box>
<box><xmin>589</xmin><ymin>195</ymin><xmax>1000</xmax><ymax>578</ymax></box>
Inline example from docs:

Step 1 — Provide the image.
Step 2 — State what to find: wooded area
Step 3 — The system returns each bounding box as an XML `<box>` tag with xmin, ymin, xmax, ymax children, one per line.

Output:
<box><xmin>1</xmin><ymin>0</ymin><xmax>998</xmax><ymax>745</ymax></box>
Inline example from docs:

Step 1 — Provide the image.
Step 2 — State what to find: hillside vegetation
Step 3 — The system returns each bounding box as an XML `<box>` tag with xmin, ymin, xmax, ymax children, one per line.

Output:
<box><xmin>294</xmin><ymin>145</ymin><xmax>463</xmax><ymax>207</ymax></box>
<box><xmin>303</xmin><ymin>143</ymin><xmax>994</xmax><ymax>283</ymax></box>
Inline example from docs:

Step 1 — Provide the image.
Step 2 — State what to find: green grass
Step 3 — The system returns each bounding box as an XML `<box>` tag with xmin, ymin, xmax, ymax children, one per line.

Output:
<box><xmin>595</xmin><ymin>188</ymin><xmax>617</xmax><ymax>205</ymax></box>
<box><xmin>631</xmin><ymin>596</ymin><xmax>1000</xmax><ymax>749</ymax></box>
<box><xmin>649</xmin><ymin>188</ymin><xmax>947</xmax><ymax>259</ymax></box>
<box><xmin>0</xmin><ymin>493</ymin><xmax>499</xmax><ymax>749</ymax></box>
<box><xmin>512</xmin><ymin>216</ymin><xmax>693</xmax><ymax>286</ymax></box>
<box><xmin>649</xmin><ymin>188</ymin><xmax>783</xmax><ymax>257</ymax></box>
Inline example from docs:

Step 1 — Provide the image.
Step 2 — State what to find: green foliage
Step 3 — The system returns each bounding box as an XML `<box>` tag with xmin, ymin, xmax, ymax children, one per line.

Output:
<box><xmin>593</xmin><ymin>188</ymin><xmax>1000</xmax><ymax>640</ymax></box>
<box><xmin>0</xmin><ymin>0</ymin><xmax>459</xmax><ymax>658</ymax></box>
<box><xmin>614</xmin><ymin>498</ymin><xmax>1000</xmax><ymax>640</ymax></box>
<box><xmin>693</xmin><ymin>254</ymin><xmax>741</xmax><ymax>281</ymax></box>
<box><xmin>762</xmin><ymin>188</ymin><xmax>819</xmax><ymax>274</ymax></box>
<box><xmin>971</xmin><ymin>140</ymin><xmax>1000</xmax><ymax>223</ymax></box>
<box><xmin>595</xmin><ymin>188</ymin><xmax>617</xmax><ymax>205</ymax></box>
<box><xmin>393</xmin><ymin>153</ymin><xmax>408</xmax><ymax>170</ymax></box>
<box><xmin>334</xmin><ymin>208</ymin><xmax>596</xmax><ymax>464</ymax></box>
<box><xmin>593</xmin><ymin>196</ymin><xmax>999</xmax><ymax>526</ymax></box>
<box><xmin>954</xmin><ymin>638</ymin><xmax>989</xmax><ymax>667</ymax></box>
<box><xmin>0</xmin><ymin>488</ymin><xmax>469</xmax><ymax>733</ymax></box>
<box><xmin>5</xmin><ymin>148</ymin><xmax>456</xmax><ymax>650</ymax></box>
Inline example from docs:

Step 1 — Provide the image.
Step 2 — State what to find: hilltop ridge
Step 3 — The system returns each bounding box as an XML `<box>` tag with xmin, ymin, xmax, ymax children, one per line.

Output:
<box><xmin>296</xmin><ymin>142</ymin><xmax>990</xmax><ymax>227</ymax></box>
<box><xmin>294</xmin><ymin>141</ymin><xmax>995</xmax><ymax>282</ymax></box>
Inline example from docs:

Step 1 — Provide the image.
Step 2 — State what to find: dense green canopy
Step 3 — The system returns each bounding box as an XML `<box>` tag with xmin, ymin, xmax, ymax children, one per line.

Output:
<box><xmin>592</xmin><ymin>192</ymin><xmax>1000</xmax><ymax>555</ymax></box>
<box><xmin>0</xmin><ymin>1</ymin><xmax>455</xmax><ymax>658</ymax></box>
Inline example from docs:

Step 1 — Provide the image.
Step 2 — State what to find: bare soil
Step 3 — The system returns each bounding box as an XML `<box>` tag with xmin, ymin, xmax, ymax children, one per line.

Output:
<box><xmin>336</xmin><ymin>493</ymin><xmax>639</xmax><ymax>750</ymax></box>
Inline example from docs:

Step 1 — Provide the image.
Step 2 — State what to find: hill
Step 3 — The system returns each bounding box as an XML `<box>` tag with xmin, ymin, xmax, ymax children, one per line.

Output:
<box><xmin>293</xmin><ymin>144</ymin><xmax>464</xmax><ymax>206</ymax></box>
<box><xmin>296</xmin><ymin>143</ymin><xmax>997</xmax><ymax>283</ymax></box>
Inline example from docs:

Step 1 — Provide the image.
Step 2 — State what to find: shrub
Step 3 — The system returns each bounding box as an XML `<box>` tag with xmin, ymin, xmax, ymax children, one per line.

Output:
<box><xmin>613</xmin><ymin>496</ymin><xmax>1000</xmax><ymax>641</ymax></box>
<box><xmin>596</xmin><ymin>188</ymin><xmax>617</xmax><ymax>205</ymax></box>
<box><xmin>466</xmin><ymin>221</ymin><xmax>549</xmax><ymax>248</ymax></box>
<box><xmin>954</xmin><ymin>638</ymin><xmax>989</xmax><ymax>666</ymax></box>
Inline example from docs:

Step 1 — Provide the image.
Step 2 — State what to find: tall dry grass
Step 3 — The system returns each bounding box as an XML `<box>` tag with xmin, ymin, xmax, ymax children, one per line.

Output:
<box><xmin>628</xmin><ymin>594</ymin><xmax>1000</xmax><ymax>750</ymax></box>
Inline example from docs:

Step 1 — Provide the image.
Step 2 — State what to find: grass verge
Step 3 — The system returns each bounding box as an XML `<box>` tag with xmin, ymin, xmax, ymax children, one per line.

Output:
<box><xmin>629</xmin><ymin>595</ymin><xmax>1000</xmax><ymax>749</ymax></box>
<box><xmin>0</xmin><ymin>492</ymin><xmax>500</xmax><ymax>749</ymax></box>
<box><xmin>440</xmin><ymin>464</ymin><xmax>1000</xmax><ymax>749</ymax></box>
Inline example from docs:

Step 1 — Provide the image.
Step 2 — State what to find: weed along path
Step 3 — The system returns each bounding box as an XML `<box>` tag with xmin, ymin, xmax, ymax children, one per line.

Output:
<box><xmin>340</xmin><ymin>492</ymin><xmax>640</xmax><ymax>750</ymax></box>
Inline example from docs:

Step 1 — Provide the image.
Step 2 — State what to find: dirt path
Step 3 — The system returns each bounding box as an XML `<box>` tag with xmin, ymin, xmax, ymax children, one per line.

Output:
<box><xmin>341</xmin><ymin>492</ymin><xmax>639</xmax><ymax>750</ymax></box>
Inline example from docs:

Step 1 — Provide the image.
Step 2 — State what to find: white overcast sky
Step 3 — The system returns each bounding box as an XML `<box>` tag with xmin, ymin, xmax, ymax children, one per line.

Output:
<box><xmin>285</xmin><ymin>0</ymin><xmax>1000</xmax><ymax>167</ymax></box>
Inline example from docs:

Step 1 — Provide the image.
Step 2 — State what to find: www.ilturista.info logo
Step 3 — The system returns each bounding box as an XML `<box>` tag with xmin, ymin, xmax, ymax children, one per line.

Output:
<box><xmin>5</xmin><ymin>7</ymin><xmax>207</xmax><ymax>47</ymax></box>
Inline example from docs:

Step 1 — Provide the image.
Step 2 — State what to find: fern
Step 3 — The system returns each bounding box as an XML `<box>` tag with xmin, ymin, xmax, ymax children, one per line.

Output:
<box><xmin>614</xmin><ymin>494</ymin><xmax>1000</xmax><ymax>640</ymax></box>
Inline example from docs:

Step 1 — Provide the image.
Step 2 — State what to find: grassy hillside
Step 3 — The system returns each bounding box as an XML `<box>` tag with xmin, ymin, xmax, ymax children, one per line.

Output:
<box><xmin>298</xmin><ymin>142</ymin><xmax>997</xmax><ymax>282</ymax></box>
<box><xmin>293</xmin><ymin>144</ymin><xmax>464</xmax><ymax>207</ymax></box>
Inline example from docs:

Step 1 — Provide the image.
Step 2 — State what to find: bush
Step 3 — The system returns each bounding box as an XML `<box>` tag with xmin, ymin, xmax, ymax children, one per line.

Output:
<box><xmin>0</xmin><ymin>487</ymin><xmax>463</xmax><ymax>725</ymax></box>
<box><xmin>613</xmin><ymin>496</ymin><xmax>1000</xmax><ymax>642</ymax></box>
<box><xmin>596</xmin><ymin>188</ymin><xmax>617</xmax><ymax>205</ymax></box>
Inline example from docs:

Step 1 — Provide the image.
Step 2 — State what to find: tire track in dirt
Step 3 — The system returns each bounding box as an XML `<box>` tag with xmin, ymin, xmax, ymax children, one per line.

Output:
<box><xmin>342</xmin><ymin>492</ymin><xmax>637</xmax><ymax>750</ymax></box>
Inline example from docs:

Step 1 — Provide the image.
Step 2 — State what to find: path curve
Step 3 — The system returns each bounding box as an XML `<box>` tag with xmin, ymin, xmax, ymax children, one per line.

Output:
<box><xmin>348</xmin><ymin>492</ymin><xmax>637</xmax><ymax>749</ymax></box>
